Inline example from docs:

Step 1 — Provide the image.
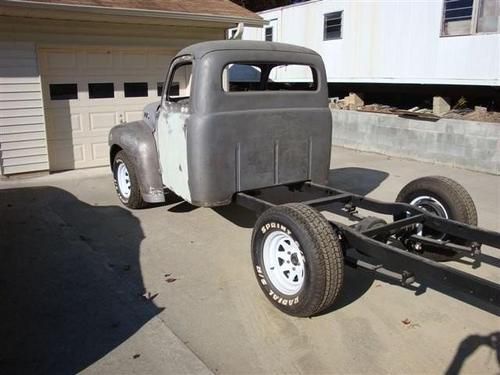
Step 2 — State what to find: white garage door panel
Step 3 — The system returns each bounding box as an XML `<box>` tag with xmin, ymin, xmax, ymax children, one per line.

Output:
<box><xmin>125</xmin><ymin>110</ymin><xmax>144</xmax><ymax>122</ymax></box>
<box><xmin>40</xmin><ymin>46</ymin><xmax>172</xmax><ymax>170</ymax></box>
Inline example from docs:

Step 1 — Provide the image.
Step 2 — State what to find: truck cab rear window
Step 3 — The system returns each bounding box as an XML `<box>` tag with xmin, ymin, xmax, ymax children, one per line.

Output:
<box><xmin>222</xmin><ymin>63</ymin><xmax>317</xmax><ymax>92</ymax></box>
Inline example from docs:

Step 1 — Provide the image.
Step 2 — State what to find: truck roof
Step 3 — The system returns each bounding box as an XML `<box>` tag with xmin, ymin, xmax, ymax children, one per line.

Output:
<box><xmin>175</xmin><ymin>40</ymin><xmax>319</xmax><ymax>59</ymax></box>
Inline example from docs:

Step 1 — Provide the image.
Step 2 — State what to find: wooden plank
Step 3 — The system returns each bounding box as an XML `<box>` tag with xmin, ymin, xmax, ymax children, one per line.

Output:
<box><xmin>0</xmin><ymin>99</ymin><xmax>43</xmax><ymax>110</ymax></box>
<box><xmin>0</xmin><ymin>108</ymin><xmax>43</xmax><ymax>118</ymax></box>
<box><xmin>0</xmin><ymin>75</ymin><xmax>40</xmax><ymax>85</ymax></box>
<box><xmin>0</xmin><ymin>116</ymin><xmax>44</xmax><ymax>126</ymax></box>
<box><xmin>0</xmin><ymin>41</ymin><xmax>35</xmax><ymax>50</ymax></box>
<box><xmin>0</xmin><ymin>131</ymin><xmax>46</xmax><ymax>142</ymax></box>
<box><xmin>0</xmin><ymin>81</ymin><xmax>42</xmax><ymax>93</ymax></box>
<box><xmin>0</xmin><ymin>57</ymin><xmax>38</xmax><ymax>69</ymax></box>
<box><xmin>2</xmin><ymin>154</ymin><xmax>49</xmax><ymax>167</ymax></box>
<box><xmin>0</xmin><ymin>139</ymin><xmax>47</xmax><ymax>151</ymax></box>
<box><xmin>0</xmin><ymin>48</ymin><xmax>36</xmax><ymax>59</ymax></box>
<box><xmin>0</xmin><ymin>123</ymin><xmax>45</xmax><ymax>134</ymax></box>
<box><xmin>0</xmin><ymin>66</ymin><xmax>38</xmax><ymax>76</ymax></box>
<box><xmin>2</xmin><ymin>162</ymin><xmax>48</xmax><ymax>175</ymax></box>
<box><xmin>1</xmin><ymin>147</ymin><xmax>47</xmax><ymax>158</ymax></box>
<box><xmin>0</xmin><ymin>92</ymin><xmax>42</xmax><ymax>101</ymax></box>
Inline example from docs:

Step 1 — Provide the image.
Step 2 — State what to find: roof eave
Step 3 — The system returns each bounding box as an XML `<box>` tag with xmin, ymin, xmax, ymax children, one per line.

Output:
<box><xmin>0</xmin><ymin>0</ymin><xmax>265</xmax><ymax>27</ymax></box>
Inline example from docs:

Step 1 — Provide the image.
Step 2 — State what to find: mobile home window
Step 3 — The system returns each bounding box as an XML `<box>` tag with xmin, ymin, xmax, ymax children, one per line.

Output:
<box><xmin>265</xmin><ymin>26</ymin><xmax>273</xmax><ymax>41</ymax></box>
<box><xmin>477</xmin><ymin>0</ymin><xmax>500</xmax><ymax>33</ymax></box>
<box><xmin>324</xmin><ymin>11</ymin><xmax>343</xmax><ymax>40</ymax></box>
<box><xmin>442</xmin><ymin>0</ymin><xmax>474</xmax><ymax>35</ymax></box>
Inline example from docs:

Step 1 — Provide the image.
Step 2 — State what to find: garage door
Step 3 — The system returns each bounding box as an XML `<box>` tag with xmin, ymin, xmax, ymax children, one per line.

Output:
<box><xmin>39</xmin><ymin>47</ymin><xmax>172</xmax><ymax>171</ymax></box>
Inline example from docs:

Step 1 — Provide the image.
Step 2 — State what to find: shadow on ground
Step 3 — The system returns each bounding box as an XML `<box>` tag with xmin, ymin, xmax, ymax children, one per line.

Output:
<box><xmin>327</xmin><ymin>167</ymin><xmax>389</xmax><ymax>195</ymax></box>
<box><xmin>446</xmin><ymin>332</ymin><xmax>500</xmax><ymax>374</ymax></box>
<box><xmin>0</xmin><ymin>186</ymin><xmax>161</xmax><ymax>374</ymax></box>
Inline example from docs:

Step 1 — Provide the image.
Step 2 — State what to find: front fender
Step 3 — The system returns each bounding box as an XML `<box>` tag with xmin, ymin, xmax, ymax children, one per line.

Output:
<box><xmin>109</xmin><ymin>121</ymin><xmax>165</xmax><ymax>203</ymax></box>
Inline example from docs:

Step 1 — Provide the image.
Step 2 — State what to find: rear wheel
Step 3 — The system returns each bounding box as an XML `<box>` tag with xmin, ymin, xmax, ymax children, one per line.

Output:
<box><xmin>395</xmin><ymin>176</ymin><xmax>477</xmax><ymax>261</ymax></box>
<box><xmin>113</xmin><ymin>151</ymin><xmax>147</xmax><ymax>209</ymax></box>
<box><xmin>251</xmin><ymin>203</ymin><xmax>344</xmax><ymax>317</ymax></box>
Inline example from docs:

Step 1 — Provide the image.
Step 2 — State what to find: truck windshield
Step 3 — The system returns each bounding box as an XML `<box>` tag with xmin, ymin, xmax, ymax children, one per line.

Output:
<box><xmin>167</xmin><ymin>62</ymin><xmax>192</xmax><ymax>102</ymax></box>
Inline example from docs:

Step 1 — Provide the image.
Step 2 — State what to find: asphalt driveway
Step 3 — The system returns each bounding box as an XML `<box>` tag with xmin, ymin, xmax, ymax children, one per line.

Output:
<box><xmin>1</xmin><ymin>147</ymin><xmax>499</xmax><ymax>374</ymax></box>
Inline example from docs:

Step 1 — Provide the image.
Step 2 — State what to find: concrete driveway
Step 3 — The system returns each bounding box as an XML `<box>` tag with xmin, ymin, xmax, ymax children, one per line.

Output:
<box><xmin>1</xmin><ymin>147</ymin><xmax>499</xmax><ymax>374</ymax></box>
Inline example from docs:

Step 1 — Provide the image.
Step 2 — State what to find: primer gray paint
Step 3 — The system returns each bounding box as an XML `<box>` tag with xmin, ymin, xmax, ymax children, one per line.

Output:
<box><xmin>110</xmin><ymin>40</ymin><xmax>332</xmax><ymax>206</ymax></box>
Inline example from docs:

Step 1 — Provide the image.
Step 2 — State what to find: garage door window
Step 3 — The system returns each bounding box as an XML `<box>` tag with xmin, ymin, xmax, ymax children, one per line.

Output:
<box><xmin>158</xmin><ymin>81</ymin><xmax>179</xmax><ymax>96</ymax></box>
<box><xmin>157</xmin><ymin>82</ymin><xmax>164</xmax><ymax>96</ymax></box>
<box><xmin>124</xmin><ymin>82</ymin><xmax>148</xmax><ymax>97</ymax></box>
<box><xmin>50</xmin><ymin>83</ymin><xmax>78</xmax><ymax>100</ymax></box>
<box><xmin>89</xmin><ymin>83</ymin><xmax>114</xmax><ymax>99</ymax></box>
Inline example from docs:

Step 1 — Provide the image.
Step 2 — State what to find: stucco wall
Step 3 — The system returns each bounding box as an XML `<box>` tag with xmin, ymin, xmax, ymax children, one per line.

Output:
<box><xmin>331</xmin><ymin>109</ymin><xmax>500</xmax><ymax>175</ymax></box>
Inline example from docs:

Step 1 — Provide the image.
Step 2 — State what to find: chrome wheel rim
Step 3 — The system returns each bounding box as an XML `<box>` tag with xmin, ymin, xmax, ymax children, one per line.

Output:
<box><xmin>410</xmin><ymin>195</ymin><xmax>448</xmax><ymax>237</ymax></box>
<box><xmin>117</xmin><ymin>162</ymin><xmax>131</xmax><ymax>199</ymax></box>
<box><xmin>262</xmin><ymin>230</ymin><xmax>305</xmax><ymax>295</ymax></box>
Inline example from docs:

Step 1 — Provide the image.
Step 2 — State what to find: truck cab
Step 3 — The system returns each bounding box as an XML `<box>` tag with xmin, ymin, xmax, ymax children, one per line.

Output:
<box><xmin>109</xmin><ymin>40</ymin><xmax>332</xmax><ymax>208</ymax></box>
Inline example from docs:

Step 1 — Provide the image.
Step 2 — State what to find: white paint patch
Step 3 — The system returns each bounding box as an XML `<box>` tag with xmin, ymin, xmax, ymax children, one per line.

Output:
<box><xmin>156</xmin><ymin>108</ymin><xmax>191</xmax><ymax>202</ymax></box>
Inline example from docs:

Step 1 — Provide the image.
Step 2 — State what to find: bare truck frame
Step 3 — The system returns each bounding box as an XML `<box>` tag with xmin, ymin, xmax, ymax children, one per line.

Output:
<box><xmin>109</xmin><ymin>40</ymin><xmax>500</xmax><ymax>317</ymax></box>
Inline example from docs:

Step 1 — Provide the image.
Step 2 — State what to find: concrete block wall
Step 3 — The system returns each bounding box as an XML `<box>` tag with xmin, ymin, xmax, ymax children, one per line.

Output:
<box><xmin>331</xmin><ymin>109</ymin><xmax>500</xmax><ymax>175</ymax></box>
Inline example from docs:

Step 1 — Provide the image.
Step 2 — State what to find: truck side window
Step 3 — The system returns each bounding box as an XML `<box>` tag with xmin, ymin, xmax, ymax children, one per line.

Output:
<box><xmin>167</xmin><ymin>63</ymin><xmax>192</xmax><ymax>102</ymax></box>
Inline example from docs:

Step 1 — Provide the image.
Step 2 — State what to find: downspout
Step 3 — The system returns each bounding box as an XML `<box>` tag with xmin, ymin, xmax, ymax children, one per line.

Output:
<box><xmin>229</xmin><ymin>22</ymin><xmax>245</xmax><ymax>39</ymax></box>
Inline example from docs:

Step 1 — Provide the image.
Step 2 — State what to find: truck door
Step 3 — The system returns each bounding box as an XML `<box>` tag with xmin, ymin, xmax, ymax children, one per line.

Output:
<box><xmin>156</xmin><ymin>56</ymin><xmax>193</xmax><ymax>203</ymax></box>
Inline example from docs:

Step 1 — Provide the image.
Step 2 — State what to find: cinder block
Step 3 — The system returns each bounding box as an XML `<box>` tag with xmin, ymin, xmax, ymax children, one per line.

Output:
<box><xmin>344</xmin><ymin>92</ymin><xmax>364</xmax><ymax>110</ymax></box>
<box><xmin>433</xmin><ymin>96</ymin><xmax>451</xmax><ymax>116</ymax></box>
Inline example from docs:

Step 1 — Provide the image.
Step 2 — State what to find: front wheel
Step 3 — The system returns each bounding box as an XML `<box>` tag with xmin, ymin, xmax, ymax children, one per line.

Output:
<box><xmin>113</xmin><ymin>151</ymin><xmax>147</xmax><ymax>209</ymax></box>
<box><xmin>395</xmin><ymin>176</ymin><xmax>478</xmax><ymax>261</ymax></box>
<box><xmin>251</xmin><ymin>203</ymin><xmax>344</xmax><ymax>317</ymax></box>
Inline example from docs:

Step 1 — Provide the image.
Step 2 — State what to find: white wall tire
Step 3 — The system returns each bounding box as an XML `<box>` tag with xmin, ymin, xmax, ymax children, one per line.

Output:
<box><xmin>252</xmin><ymin>203</ymin><xmax>344</xmax><ymax>317</ymax></box>
<box><xmin>112</xmin><ymin>151</ymin><xmax>147</xmax><ymax>209</ymax></box>
<box><xmin>116</xmin><ymin>162</ymin><xmax>132</xmax><ymax>200</ymax></box>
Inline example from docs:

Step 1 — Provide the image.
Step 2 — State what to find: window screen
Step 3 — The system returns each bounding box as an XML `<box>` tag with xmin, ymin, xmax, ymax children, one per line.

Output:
<box><xmin>49</xmin><ymin>83</ymin><xmax>78</xmax><ymax>100</ymax></box>
<box><xmin>223</xmin><ymin>63</ymin><xmax>317</xmax><ymax>92</ymax></box>
<box><xmin>324</xmin><ymin>11</ymin><xmax>343</xmax><ymax>40</ymax></box>
<box><xmin>124</xmin><ymin>82</ymin><xmax>148</xmax><ymax>97</ymax></box>
<box><xmin>88</xmin><ymin>83</ymin><xmax>114</xmax><ymax>99</ymax></box>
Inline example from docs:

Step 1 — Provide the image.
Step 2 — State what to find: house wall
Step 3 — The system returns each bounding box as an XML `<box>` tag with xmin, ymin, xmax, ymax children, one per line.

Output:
<box><xmin>0</xmin><ymin>41</ymin><xmax>48</xmax><ymax>175</ymax></box>
<box><xmin>243</xmin><ymin>0</ymin><xmax>500</xmax><ymax>86</ymax></box>
<box><xmin>0</xmin><ymin>16</ymin><xmax>225</xmax><ymax>176</ymax></box>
